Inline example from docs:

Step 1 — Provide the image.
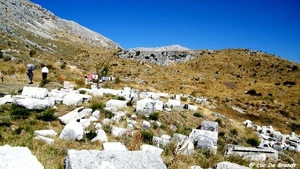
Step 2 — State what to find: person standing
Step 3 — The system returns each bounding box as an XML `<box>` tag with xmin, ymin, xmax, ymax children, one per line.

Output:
<box><xmin>41</xmin><ymin>65</ymin><xmax>49</xmax><ymax>80</ymax></box>
<box><xmin>27</xmin><ymin>67</ymin><xmax>34</xmax><ymax>84</ymax></box>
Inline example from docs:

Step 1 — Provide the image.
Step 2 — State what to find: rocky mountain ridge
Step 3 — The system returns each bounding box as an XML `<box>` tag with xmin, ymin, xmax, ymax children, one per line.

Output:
<box><xmin>0</xmin><ymin>0</ymin><xmax>120</xmax><ymax>49</ymax></box>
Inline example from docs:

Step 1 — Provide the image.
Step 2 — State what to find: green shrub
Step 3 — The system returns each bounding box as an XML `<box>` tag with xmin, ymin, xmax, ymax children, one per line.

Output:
<box><xmin>79</xmin><ymin>90</ymin><xmax>86</xmax><ymax>94</ymax></box>
<box><xmin>218</xmin><ymin>131</ymin><xmax>225</xmax><ymax>137</ymax></box>
<box><xmin>115</xmin><ymin>77</ymin><xmax>121</xmax><ymax>84</ymax></box>
<box><xmin>4</xmin><ymin>56</ymin><xmax>11</xmax><ymax>61</ymax></box>
<box><xmin>214</xmin><ymin>118</ymin><xmax>223</xmax><ymax>127</ymax></box>
<box><xmin>104</xmin><ymin>110</ymin><xmax>114</xmax><ymax>119</ymax></box>
<box><xmin>29</xmin><ymin>49</ymin><xmax>36</xmax><ymax>57</ymax></box>
<box><xmin>230</xmin><ymin>128</ymin><xmax>239</xmax><ymax>136</ymax></box>
<box><xmin>149</xmin><ymin>112</ymin><xmax>159</xmax><ymax>121</ymax></box>
<box><xmin>10</xmin><ymin>105</ymin><xmax>30</xmax><ymax>119</ymax></box>
<box><xmin>90</xmin><ymin>101</ymin><xmax>105</xmax><ymax>111</ymax></box>
<box><xmin>85</xmin><ymin>130</ymin><xmax>97</xmax><ymax>140</ymax></box>
<box><xmin>246</xmin><ymin>137</ymin><xmax>260</xmax><ymax>147</ymax></box>
<box><xmin>60</xmin><ymin>62</ymin><xmax>66</xmax><ymax>69</ymax></box>
<box><xmin>193</xmin><ymin>112</ymin><xmax>203</xmax><ymax>118</ymax></box>
<box><xmin>117</xmin><ymin>96</ymin><xmax>126</xmax><ymax>100</ymax></box>
<box><xmin>36</xmin><ymin>109</ymin><xmax>57</xmax><ymax>121</ymax></box>
<box><xmin>126</xmin><ymin>100</ymin><xmax>133</xmax><ymax>106</ymax></box>
<box><xmin>0</xmin><ymin>117</ymin><xmax>11</xmax><ymax>127</ymax></box>
<box><xmin>141</xmin><ymin>130</ymin><xmax>153</xmax><ymax>144</ymax></box>
<box><xmin>175</xmin><ymin>125</ymin><xmax>192</xmax><ymax>136</ymax></box>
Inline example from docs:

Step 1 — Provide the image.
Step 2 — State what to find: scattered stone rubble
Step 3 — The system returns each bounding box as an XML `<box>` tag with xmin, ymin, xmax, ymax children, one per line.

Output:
<box><xmin>0</xmin><ymin>85</ymin><xmax>299</xmax><ymax>168</ymax></box>
<box><xmin>243</xmin><ymin>119</ymin><xmax>300</xmax><ymax>153</ymax></box>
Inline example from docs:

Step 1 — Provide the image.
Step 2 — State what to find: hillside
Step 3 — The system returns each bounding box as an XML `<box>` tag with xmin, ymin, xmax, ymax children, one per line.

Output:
<box><xmin>0</xmin><ymin>0</ymin><xmax>300</xmax><ymax>168</ymax></box>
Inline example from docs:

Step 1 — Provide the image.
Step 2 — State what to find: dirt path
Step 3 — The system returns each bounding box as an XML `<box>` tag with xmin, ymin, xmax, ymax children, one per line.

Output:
<box><xmin>0</xmin><ymin>81</ymin><xmax>62</xmax><ymax>95</ymax></box>
<box><xmin>0</xmin><ymin>81</ymin><xmax>39</xmax><ymax>94</ymax></box>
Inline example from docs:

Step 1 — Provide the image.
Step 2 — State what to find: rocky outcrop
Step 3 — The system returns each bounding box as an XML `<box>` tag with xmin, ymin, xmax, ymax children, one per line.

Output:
<box><xmin>117</xmin><ymin>48</ymin><xmax>194</xmax><ymax>65</ymax></box>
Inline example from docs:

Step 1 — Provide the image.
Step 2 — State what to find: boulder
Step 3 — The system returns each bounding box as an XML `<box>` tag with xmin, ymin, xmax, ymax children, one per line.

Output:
<box><xmin>243</xmin><ymin>119</ymin><xmax>252</xmax><ymax>128</ymax></box>
<box><xmin>142</xmin><ymin>120</ymin><xmax>151</xmax><ymax>129</ymax></box>
<box><xmin>140</xmin><ymin>144</ymin><xmax>164</xmax><ymax>156</ymax></box>
<box><xmin>136</xmin><ymin>98</ymin><xmax>156</xmax><ymax>117</ymax></box>
<box><xmin>34</xmin><ymin>135</ymin><xmax>54</xmax><ymax>144</ymax></box>
<box><xmin>106</xmin><ymin>99</ymin><xmax>127</xmax><ymax>109</ymax></box>
<box><xmin>91</xmin><ymin>89</ymin><xmax>103</xmax><ymax>98</ymax></box>
<box><xmin>112</xmin><ymin>111</ymin><xmax>125</xmax><ymax>123</ymax></box>
<box><xmin>103</xmin><ymin>142</ymin><xmax>127</xmax><ymax>151</ymax></box>
<box><xmin>200</xmin><ymin>120</ymin><xmax>219</xmax><ymax>132</ymax></box>
<box><xmin>0</xmin><ymin>95</ymin><xmax>15</xmax><ymax>105</ymax></box>
<box><xmin>34</xmin><ymin>129</ymin><xmax>57</xmax><ymax>137</ymax></box>
<box><xmin>91</xmin><ymin>110</ymin><xmax>100</xmax><ymax>119</ymax></box>
<box><xmin>189</xmin><ymin>129</ymin><xmax>218</xmax><ymax>153</ymax></box>
<box><xmin>59</xmin><ymin>121</ymin><xmax>84</xmax><ymax>141</ymax></box>
<box><xmin>154</xmin><ymin>100</ymin><xmax>164</xmax><ymax>111</ymax></box>
<box><xmin>16</xmin><ymin>98</ymin><xmax>51</xmax><ymax>110</ymax></box>
<box><xmin>58</xmin><ymin>107</ymin><xmax>84</xmax><ymax>124</ymax></box>
<box><xmin>140</xmin><ymin>92</ymin><xmax>159</xmax><ymax>100</ymax></box>
<box><xmin>102</xmin><ymin>88</ymin><xmax>122</xmax><ymax>96</ymax></box>
<box><xmin>111</xmin><ymin>126</ymin><xmax>127</xmax><ymax>137</ymax></box>
<box><xmin>65</xmin><ymin>149</ymin><xmax>167</xmax><ymax>169</ymax></box>
<box><xmin>214</xmin><ymin>161</ymin><xmax>250</xmax><ymax>169</ymax></box>
<box><xmin>175</xmin><ymin>138</ymin><xmax>194</xmax><ymax>155</ymax></box>
<box><xmin>225</xmin><ymin>144</ymin><xmax>278</xmax><ymax>162</ymax></box>
<box><xmin>62</xmin><ymin>93</ymin><xmax>87</xmax><ymax>106</ymax></box>
<box><xmin>0</xmin><ymin>145</ymin><xmax>44</xmax><ymax>169</ymax></box>
<box><xmin>172</xmin><ymin>133</ymin><xmax>188</xmax><ymax>143</ymax></box>
<box><xmin>153</xmin><ymin>134</ymin><xmax>171</xmax><ymax>147</ymax></box>
<box><xmin>167</xmin><ymin>99</ymin><xmax>181</xmax><ymax>107</ymax></box>
<box><xmin>22</xmin><ymin>86</ymin><xmax>48</xmax><ymax>99</ymax></box>
<box><xmin>91</xmin><ymin>129</ymin><xmax>108</xmax><ymax>143</ymax></box>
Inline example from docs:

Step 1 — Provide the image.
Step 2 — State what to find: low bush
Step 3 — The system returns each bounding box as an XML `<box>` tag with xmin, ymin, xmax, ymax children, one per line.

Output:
<box><xmin>193</xmin><ymin>112</ymin><xmax>203</xmax><ymax>118</ymax></box>
<box><xmin>141</xmin><ymin>130</ymin><xmax>153</xmax><ymax>144</ymax></box>
<box><xmin>103</xmin><ymin>110</ymin><xmax>114</xmax><ymax>119</ymax></box>
<box><xmin>90</xmin><ymin>101</ymin><xmax>105</xmax><ymax>111</ymax></box>
<box><xmin>79</xmin><ymin>90</ymin><xmax>86</xmax><ymax>94</ymax></box>
<box><xmin>246</xmin><ymin>137</ymin><xmax>260</xmax><ymax>147</ymax></box>
<box><xmin>230</xmin><ymin>128</ymin><xmax>239</xmax><ymax>136</ymax></box>
<box><xmin>36</xmin><ymin>109</ymin><xmax>57</xmax><ymax>121</ymax></box>
<box><xmin>126</xmin><ymin>100</ymin><xmax>133</xmax><ymax>106</ymax></box>
<box><xmin>149</xmin><ymin>112</ymin><xmax>159</xmax><ymax>121</ymax></box>
<box><xmin>117</xmin><ymin>96</ymin><xmax>126</xmax><ymax>100</ymax></box>
<box><xmin>10</xmin><ymin>105</ymin><xmax>30</xmax><ymax>119</ymax></box>
<box><xmin>0</xmin><ymin>117</ymin><xmax>11</xmax><ymax>127</ymax></box>
<box><xmin>175</xmin><ymin>125</ymin><xmax>192</xmax><ymax>136</ymax></box>
<box><xmin>85</xmin><ymin>130</ymin><xmax>97</xmax><ymax>140</ymax></box>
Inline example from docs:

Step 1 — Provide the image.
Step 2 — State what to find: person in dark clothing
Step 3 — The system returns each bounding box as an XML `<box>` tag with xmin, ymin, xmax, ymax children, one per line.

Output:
<box><xmin>27</xmin><ymin>67</ymin><xmax>34</xmax><ymax>84</ymax></box>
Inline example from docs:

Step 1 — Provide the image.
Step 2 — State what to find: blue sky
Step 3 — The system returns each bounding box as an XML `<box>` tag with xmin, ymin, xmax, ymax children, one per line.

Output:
<box><xmin>31</xmin><ymin>0</ymin><xmax>300</xmax><ymax>63</ymax></box>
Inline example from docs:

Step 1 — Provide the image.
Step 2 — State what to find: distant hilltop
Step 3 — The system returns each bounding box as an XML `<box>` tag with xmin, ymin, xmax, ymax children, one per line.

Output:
<box><xmin>129</xmin><ymin>44</ymin><xmax>190</xmax><ymax>51</ymax></box>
